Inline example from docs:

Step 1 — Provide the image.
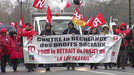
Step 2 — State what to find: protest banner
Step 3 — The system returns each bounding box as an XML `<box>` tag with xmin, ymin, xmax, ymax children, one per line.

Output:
<box><xmin>23</xmin><ymin>35</ymin><xmax>121</xmax><ymax>64</ymax></box>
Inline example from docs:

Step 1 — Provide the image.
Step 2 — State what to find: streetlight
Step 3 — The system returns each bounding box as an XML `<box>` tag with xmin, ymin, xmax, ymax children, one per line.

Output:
<box><xmin>17</xmin><ymin>0</ymin><xmax>23</xmax><ymax>17</ymax></box>
<box><xmin>61</xmin><ymin>0</ymin><xmax>64</xmax><ymax>13</ymax></box>
<box><xmin>129</xmin><ymin>0</ymin><xmax>132</xmax><ymax>28</ymax></box>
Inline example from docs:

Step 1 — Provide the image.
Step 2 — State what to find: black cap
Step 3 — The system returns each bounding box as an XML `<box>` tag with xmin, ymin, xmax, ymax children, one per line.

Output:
<box><xmin>25</xmin><ymin>23</ymin><xmax>32</xmax><ymax>26</ymax></box>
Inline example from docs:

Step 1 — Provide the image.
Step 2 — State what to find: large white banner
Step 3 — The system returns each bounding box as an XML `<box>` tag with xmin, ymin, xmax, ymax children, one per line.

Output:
<box><xmin>23</xmin><ymin>35</ymin><xmax>122</xmax><ymax>63</ymax></box>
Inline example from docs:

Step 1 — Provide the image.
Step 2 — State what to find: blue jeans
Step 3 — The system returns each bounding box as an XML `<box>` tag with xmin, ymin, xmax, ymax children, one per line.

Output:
<box><xmin>45</xmin><ymin>64</ymin><xmax>50</xmax><ymax>68</ymax></box>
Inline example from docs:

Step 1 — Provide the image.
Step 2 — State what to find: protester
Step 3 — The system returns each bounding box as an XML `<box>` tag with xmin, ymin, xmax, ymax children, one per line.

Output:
<box><xmin>100</xmin><ymin>24</ymin><xmax>112</xmax><ymax>70</ymax></box>
<box><xmin>100</xmin><ymin>24</ymin><xmax>110</xmax><ymax>35</ymax></box>
<box><xmin>126</xmin><ymin>26</ymin><xmax>134</xmax><ymax>67</ymax></box>
<box><xmin>62</xmin><ymin>21</ymin><xmax>80</xmax><ymax>34</ymax></box>
<box><xmin>62</xmin><ymin>21</ymin><xmax>80</xmax><ymax>70</ymax></box>
<box><xmin>9</xmin><ymin>29</ymin><xmax>24</xmax><ymax>66</ymax></box>
<box><xmin>112</xmin><ymin>25</ymin><xmax>117</xmax><ymax>34</ymax></box>
<box><xmin>40</xmin><ymin>23</ymin><xmax>56</xmax><ymax>71</ymax></box>
<box><xmin>18</xmin><ymin>23</ymin><xmax>38</xmax><ymax>72</ymax></box>
<box><xmin>40</xmin><ymin>23</ymin><xmax>56</xmax><ymax>36</ymax></box>
<box><xmin>111</xmin><ymin>25</ymin><xmax>119</xmax><ymax>67</ymax></box>
<box><xmin>88</xmin><ymin>27</ymin><xmax>99</xmax><ymax>69</ymax></box>
<box><xmin>0</xmin><ymin>28</ymin><xmax>19</xmax><ymax>73</ymax></box>
<box><xmin>116</xmin><ymin>23</ymin><xmax>129</xmax><ymax>69</ymax></box>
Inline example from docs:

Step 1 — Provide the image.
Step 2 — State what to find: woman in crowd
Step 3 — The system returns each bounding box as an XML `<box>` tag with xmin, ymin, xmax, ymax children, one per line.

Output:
<box><xmin>88</xmin><ymin>27</ymin><xmax>99</xmax><ymax>69</ymax></box>
<box><xmin>100</xmin><ymin>24</ymin><xmax>112</xmax><ymax>70</ymax></box>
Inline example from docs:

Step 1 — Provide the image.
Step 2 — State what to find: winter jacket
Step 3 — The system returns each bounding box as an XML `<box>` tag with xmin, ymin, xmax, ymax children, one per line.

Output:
<box><xmin>19</xmin><ymin>29</ymin><xmax>38</xmax><ymax>37</ymax></box>
<box><xmin>40</xmin><ymin>30</ymin><xmax>56</xmax><ymax>36</ymax></box>
<box><xmin>0</xmin><ymin>34</ymin><xmax>19</xmax><ymax>59</ymax></box>
<box><xmin>125</xmin><ymin>29</ymin><xmax>134</xmax><ymax>47</ymax></box>
<box><xmin>0</xmin><ymin>34</ymin><xmax>15</xmax><ymax>56</ymax></box>
<box><xmin>127</xmin><ymin>29</ymin><xmax>134</xmax><ymax>40</ymax></box>
<box><xmin>18</xmin><ymin>28</ymin><xmax>38</xmax><ymax>47</ymax></box>
<box><xmin>10</xmin><ymin>35</ymin><xmax>23</xmax><ymax>58</ymax></box>
<box><xmin>100</xmin><ymin>30</ymin><xmax>109</xmax><ymax>35</ymax></box>
<box><xmin>62</xmin><ymin>27</ymin><xmax>80</xmax><ymax>34</ymax></box>
<box><xmin>116</xmin><ymin>24</ymin><xmax>129</xmax><ymax>47</ymax></box>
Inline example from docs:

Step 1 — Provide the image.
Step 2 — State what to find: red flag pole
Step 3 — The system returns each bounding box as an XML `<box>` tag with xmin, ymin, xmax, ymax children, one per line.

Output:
<box><xmin>46</xmin><ymin>5</ymin><xmax>52</xmax><ymax>26</ymax></box>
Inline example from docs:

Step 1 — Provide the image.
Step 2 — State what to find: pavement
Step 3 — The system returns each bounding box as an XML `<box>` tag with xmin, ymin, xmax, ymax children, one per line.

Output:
<box><xmin>0</xmin><ymin>65</ymin><xmax>134</xmax><ymax>75</ymax></box>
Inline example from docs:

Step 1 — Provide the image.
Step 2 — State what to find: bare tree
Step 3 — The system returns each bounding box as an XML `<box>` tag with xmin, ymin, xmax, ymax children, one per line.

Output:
<box><xmin>0</xmin><ymin>0</ymin><xmax>134</xmax><ymax>25</ymax></box>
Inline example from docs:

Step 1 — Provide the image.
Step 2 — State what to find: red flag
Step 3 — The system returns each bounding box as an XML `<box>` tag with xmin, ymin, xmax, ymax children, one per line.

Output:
<box><xmin>19</xmin><ymin>16</ymin><xmax>25</xmax><ymax>29</ymax></box>
<box><xmin>10</xmin><ymin>22</ymin><xmax>18</xmax><ymax>29</ymax></box>
<box><xmin>33</xmin><ymin>0</ymin><xmax>45</xmax><ymax>9</ymax></box>
<box><xmin>46</xmin><ymin>5</ymin><xmax>52</xmax><ymax>25</ymax></box>
<box><xmin>18</xmin><ymin>16</ymin><xmax>25</xmax><ymax>34</ymax></box>
<box><xmin>73</xmin><ymin>9</ymin><xmax>86</xmax><ymax>21</ymax></box>
<box><xmin>72</xmin><ymin>8</ymin><xmax>86</xmax><ymax>26</ymax></box>
<box><xmin>91</xmin><ymin>13</ymin><xmax>106</xmax><ymax>28</ymax></box>
<box><xmin>84</xmin><ymin>16</ymin><xmax>94</xmax><ymax>26</ymax></box>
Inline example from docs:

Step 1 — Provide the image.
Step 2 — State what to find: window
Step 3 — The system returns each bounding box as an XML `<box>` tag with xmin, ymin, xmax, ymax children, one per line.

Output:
<box><xmin>39</xmin><ymin>20</ymin><xmax>77</xmax><ymax>35</ymax></box>
<box><xmin>39</xmin><ymin>20</ymin><xmax>46</xmax><ymax>31</ymax></box>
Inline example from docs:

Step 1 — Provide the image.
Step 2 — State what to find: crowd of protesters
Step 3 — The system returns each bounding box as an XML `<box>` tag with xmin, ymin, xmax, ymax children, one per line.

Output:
<box><xmin>0</xmin><ymin>21</ymin><xmax>134</xmax><ymax>73</ymax></box>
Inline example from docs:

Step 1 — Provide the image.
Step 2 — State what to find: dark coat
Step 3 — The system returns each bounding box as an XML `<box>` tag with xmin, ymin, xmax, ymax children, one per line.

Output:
<box><xmin>40</xmin><ymin>30</ymin><xmax>56</xmax><ymax>36</ymax></box>
<box><xmin>62</xmin><ymin>27</ymin><xmax>80</xmax><ymax>34</ymax></box>
<box><xmin>127</xmin><ymin>29</ymin><xmax>133</xmax><ymax>40</ymax></box>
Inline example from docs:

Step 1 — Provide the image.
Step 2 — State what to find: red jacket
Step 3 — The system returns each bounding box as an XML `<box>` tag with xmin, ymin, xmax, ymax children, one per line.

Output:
<box><xmin>0</xmin><ymin>34</ymin><xmax>19</xmax><ymax>59</ymax></box>
<box><xmin>116</xmin><ymin>24</ymin><xmax>129</xmax><ymax>47</ymax></box>
<box><xmin>18</xmin><ymin>29</ymin><xmax>38</xmax><ymax>37</ymax></box>
<box><xmin>10</xmin><ymin>35</ymin><xmax>23</xmax><ymax>58</ymax></box>
<box><xmin>18</xmin><ymin>28</ymin><xmax>38</xmax><ymax>58</ymax></box>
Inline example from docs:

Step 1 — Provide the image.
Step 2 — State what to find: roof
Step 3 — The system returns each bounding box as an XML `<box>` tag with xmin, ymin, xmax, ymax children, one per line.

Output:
<box><xmin>32</xmin><ymin>13</ymin><xmax>74</xmax><ymax>17</ymax></box>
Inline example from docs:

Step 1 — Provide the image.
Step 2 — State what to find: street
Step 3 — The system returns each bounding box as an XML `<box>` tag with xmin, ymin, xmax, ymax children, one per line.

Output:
<box><xmin>1</xmin><ymin>65</ymin><xmax>134</xmax><ymax>75</ymax></box>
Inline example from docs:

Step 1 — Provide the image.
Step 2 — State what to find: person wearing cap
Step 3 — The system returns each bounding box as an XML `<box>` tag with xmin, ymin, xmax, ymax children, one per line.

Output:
<box><xmin>62</xmin><ymin>21</ymin><xmax>80</xmax><ymax>70</ymax></box>
<box><xmin>101</xmin><ymin>24</ymin><xmax>110</xmax><ymax>35</ymax></box>
<box><xmin>0</xmin><ymin>28</ymin><xmax>17</xmax><ymax>73</ymax></box>
<box><xmin>18</xmin><ymin>23</ymin><xmax>38</xmax><ymax>72</ymax></box>
<box><xmin>116</xmin><ymin>23</ymin><xmax>129</xmax><ymax>69</ymax></box>
<box><xmin>100</xmin><ymin>24</ymin><xmax>112</xmax><ymax>70</ymax></box>
<box><xmin>40</xmin><ymin>23</ymin><xmax>56</xmax><ymax>71</ymax></box>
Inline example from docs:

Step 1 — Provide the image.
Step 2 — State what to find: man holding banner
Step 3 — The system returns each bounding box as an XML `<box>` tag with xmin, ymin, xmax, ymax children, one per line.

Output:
<box><xmin>62</xmin><ymin>21</ymin><xmax>80</xmax><ymax>70</ymax></box>
<box><xmin>40</xmin><ymin>23</ymin><xmax>56</xmax><ymax>71</ymax></box>
<box><xmin>19</xmin><ymin>23</ymin><xmax>38</xmax><ymax>72</ymax></box>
